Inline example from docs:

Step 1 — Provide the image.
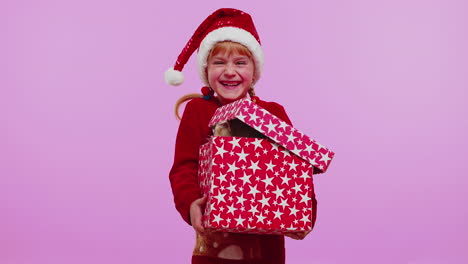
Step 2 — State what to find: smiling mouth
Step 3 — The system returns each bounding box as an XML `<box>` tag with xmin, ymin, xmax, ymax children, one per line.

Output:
<box><xmin>220</xmin><ymin>81</ymin><xmax>241</xmax><ymax>88</ymax></box>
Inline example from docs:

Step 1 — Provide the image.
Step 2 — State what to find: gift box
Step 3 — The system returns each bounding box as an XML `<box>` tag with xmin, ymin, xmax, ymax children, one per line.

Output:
<box><xmin>198</xmin><ymin>99</ymin><xmax>334</xmax><ymax>234</ymax></box>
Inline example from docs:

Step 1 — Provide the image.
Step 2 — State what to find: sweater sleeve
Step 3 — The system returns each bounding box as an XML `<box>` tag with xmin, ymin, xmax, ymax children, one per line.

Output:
<box><xmin>169</xmin><ymin>100</ymin><xmax>204</xmax><ymax>225</ymax></box>
<box><xmin>266</xmin><ymin>102</ymin><xmax>293</xmax><ymax>126</ymax></box>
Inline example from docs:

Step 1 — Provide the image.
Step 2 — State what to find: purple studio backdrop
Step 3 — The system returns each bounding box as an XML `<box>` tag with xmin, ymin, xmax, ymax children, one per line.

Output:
<box><xmin>2</xmin><ymin>0</ymin><xmax>468</xmax><ymax>263</ymax></box>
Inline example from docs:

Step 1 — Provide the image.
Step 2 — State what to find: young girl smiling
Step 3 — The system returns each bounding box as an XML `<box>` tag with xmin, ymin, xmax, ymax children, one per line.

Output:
<box><xmin>166</xmin><ymin>8</ymin><xmax>314</xmax><ymax>264</ymax></box>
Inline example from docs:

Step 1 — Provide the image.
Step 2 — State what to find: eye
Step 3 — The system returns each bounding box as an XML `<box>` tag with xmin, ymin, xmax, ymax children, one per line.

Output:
<box><xmin>236</xmin><ymin>61</ymin><xmax>247</xmax><ymax>65</ymax></box>
<box><xmin>213</xmin><ymin>61</ymin><xmax>224</xmax><ymax>65</ymax></box>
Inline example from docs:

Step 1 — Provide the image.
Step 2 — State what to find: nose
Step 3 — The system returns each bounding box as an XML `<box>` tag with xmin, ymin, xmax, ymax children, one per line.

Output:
<box><xmin>223</xmin><ymin>63</ymin><xmax>236</xmax><ymax>77</ymax></box>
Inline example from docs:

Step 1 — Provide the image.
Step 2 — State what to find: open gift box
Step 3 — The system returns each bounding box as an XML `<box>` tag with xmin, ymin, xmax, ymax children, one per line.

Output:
<box><xmin>198</xmin><ymin>99</ymin><xmax>334</xmax><ymax>234</ymax></box>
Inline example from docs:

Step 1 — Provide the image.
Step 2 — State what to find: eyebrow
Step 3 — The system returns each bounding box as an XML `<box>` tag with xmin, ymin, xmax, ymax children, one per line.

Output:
<box><xmin>210</xmin><ymin>55</ymin><xmax>250</xmax><ymax>60</ymax></box>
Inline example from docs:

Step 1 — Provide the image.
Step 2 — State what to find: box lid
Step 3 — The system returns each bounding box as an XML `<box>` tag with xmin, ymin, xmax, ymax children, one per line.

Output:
<box><xmin>208</xmin><ymin>99</ymin><xmax>334</xmax><ymax>173</ymax></box>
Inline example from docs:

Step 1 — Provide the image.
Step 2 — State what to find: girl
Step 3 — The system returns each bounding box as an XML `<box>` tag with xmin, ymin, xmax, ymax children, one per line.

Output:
<box><xmin>166</xmin><ymin>8</ymin><xmax>314</xmax><ymax>264</ymax></box>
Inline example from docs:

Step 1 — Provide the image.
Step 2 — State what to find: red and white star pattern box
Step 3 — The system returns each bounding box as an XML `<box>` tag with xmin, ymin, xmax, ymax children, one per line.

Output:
<box><xmin>198</xmin><ymin>99</ymin><xmax>334</xmax><ymax>234</ymax></box>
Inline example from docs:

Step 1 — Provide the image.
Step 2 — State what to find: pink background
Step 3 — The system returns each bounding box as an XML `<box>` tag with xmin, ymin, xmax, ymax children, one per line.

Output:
<box><xmin>2</xmin><ymin>0</ymin><xmax>467</xmax><ymax>263</ymax></box>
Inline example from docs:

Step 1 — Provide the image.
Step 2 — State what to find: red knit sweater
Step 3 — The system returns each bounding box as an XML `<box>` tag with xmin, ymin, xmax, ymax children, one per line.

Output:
<box><xmin>169</xmin><ymin>97</ymin><xmax>294</xmax><ymax>263</ymax></box>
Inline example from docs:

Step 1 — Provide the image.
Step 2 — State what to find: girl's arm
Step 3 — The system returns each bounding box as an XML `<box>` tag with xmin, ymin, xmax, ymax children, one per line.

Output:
<box><xmin>169</xmin><ymin>100</ymin><xmax>205</xmax><ymax>225</ymax></box>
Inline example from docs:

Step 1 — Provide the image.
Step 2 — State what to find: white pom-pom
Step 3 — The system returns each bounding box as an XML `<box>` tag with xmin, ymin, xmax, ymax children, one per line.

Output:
<box><xmin>164</xmin><ymin>67</ymin><xmax>184</xmax><ymax>86</ymax></box>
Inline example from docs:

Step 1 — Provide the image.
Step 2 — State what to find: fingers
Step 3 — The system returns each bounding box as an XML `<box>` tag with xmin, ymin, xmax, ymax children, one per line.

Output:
<box><xmin>284</xmin><ymin>232</ymin><xmax>302</xmax><ymax>240</ymax></box>
<box><xmin>190</xmin><ymin>196</ymin><xmax>208</xmax><ymax>234</ymax></box>
<box><xmin>284</xmin><ymin>231</ymin><xmax>311</xmax><ymax>240</ymax></box>
<box><xmin>196</xmin><ymin>196</ymin><xmax>208</xmax><ymax>205</ymax></box>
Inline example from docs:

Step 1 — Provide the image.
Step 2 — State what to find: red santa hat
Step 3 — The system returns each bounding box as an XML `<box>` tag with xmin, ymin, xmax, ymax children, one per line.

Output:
<box><xmin>164</xmin><ymin>8</ymin><xmax>264</xmax><ymax>87</ymax></box>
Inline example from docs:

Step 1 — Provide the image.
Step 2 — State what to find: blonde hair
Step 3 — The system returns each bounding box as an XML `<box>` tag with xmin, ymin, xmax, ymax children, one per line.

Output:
<box><xmin>174</xmin><ymin>41</ymin><xmax>257</xmax><ymax>120</ymax></box>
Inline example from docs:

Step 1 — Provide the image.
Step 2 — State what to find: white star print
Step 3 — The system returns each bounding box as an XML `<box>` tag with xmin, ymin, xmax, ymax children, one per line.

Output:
<box><xmin>309</xmin><ymin>157</ymin><xmax>318</xmax><ymax>166</ymax></box>
<box><xmin>320</xmin><ymin>152</ymin><xmax>332</xmax><ymax>163</ymax></box>
<box><xmin>272</xmin><ymin>186</ymin><xmax>285</xmax><ymax>199</ymax></box>
<box><xmin>248</xmin><ymin>204</ymin><xmax>259</xmax><ymax>214</ymax></box>
<box><xmin>278</xmin><ymin>198</ymin><xmax>289</xmax><ymax>209</ymax></box>
<box><xmin>299</xmin><ymin>170</ymin><xmax>310</xmax><ymax>180</ymax></box>
<box><xmin>278</xmin><ymin>120</ymin><xmax>288</xmax><ymax>131</ymax></box>
<box><xmin>291</xmin><ymin>182</ymin><xmax>302</xmax><ymax>194</ymax></box>
<box><xmin>210</xmin><ymin>183</ymin><xmax>218</xmax><ymax>193</ymax></box>
<box><xmin>289</xmin><ymin>206</ymin><xmax>299</xmax><ymax>217</ymax></box>
<box><xmin>213</xmin><ymin>213</ymin><xmax>223</xmax><ymax>224</ymax></box>
<box><xmin>227</xmin><ymin>204</ymin><xmax>237</xmax><ymax>215</ymax></box>
<box><xmin>236</xmin><ymin>194</ymin><xmax>247</xmax><ymax>206</ymax></box>
<box><xmin>300</xmin><ymin>193</ymin><xmax>312</xmax><ymax>205</ymax></box>
<box><xmin>239</xmin><ymin>172</ymin><xmax>251</xmax><ymax>185</ymax></box>
<box><xmin>234</xmin><ymin>215</ymin><xmax>245</xmax><ymax>226</ymax></box>
<box><xmin>273</xmin><ymin>209</ymin><xmax>283</xmax><ymax>220</ymax></box>
<box><xmin>217</xmin><ymin>173</ymin><xmax>227</xmax><ymax>183</ymax></box>
<box><xmin>247</xmin><ymin>184</ymin><xmax>261</xmax><ymax>197</ymax></box>
<box><xmin>228</xmin><ymin>137</ymin><xmax>241</xmax><ymax>149</ymax></box>
<box><xmin>258</xmin><ymin>195</ymin><xmax>270</xmax><ymax>208</ymax></box>
<box><xmin>300</xmin><ymin>214</ymin><xmax>311</xmax><ymax>224</ymax></box>
<box><xmin>288</xmin><ymin>160</ymin><xmax>299</xmax><ymax>171</ymax></box>
<box><xmin>227</xmin><ymin>162</ymin><xmax>239</xmax><ymax>175</ymax></box>
<box><xmin>237</xmin><ymin>113</ymin><xmax>246</xmax><ymax>121</ymax></box>
<box><xmin>303</xmin><ymin>144</ymin><xmax>314</xmax><ymax>155</ymax></box>
<box><xmin>281</xmin><ymin>149</ymin><xmax>291</xmax><ymax>157</ymax></box>
<box><xmin>236</xmin><ymin>149</ymin><xmax>249</xmax><ymax>162</ymax></box>
<box><xmin>214</xmin><ymin>192</ymin><xmax>226</xmax><ymax>204</ymax></box>
<box><xmin>256</xmin><ymin>213</ymin><xmax>266</xmax><ymax>224</ymax></box>
<box><xmin>248</xmin><ymin>112</ymin><xmax>259</xmax><ymax>123</ymax></box>
<box><xmin>226</xmin><ymin>183</ymin><xmax>237</xmax><ymax>194</ymax></box>
<box><xmin>265</xmin><ymin>160</ymin><xmax>276</xmax><ymax>171</ymax></box>
<box><xmin>264</xmin><ymin>120</ymin><xmax>278</xmax><ymax>133</ymax></box>
<box><xmin>280</xmin><ymin>175</ymin><xmax>291</xmax><ymax>186</ymax></box>
<box><xmin>286</xmin><ymin>133</ymin><xmax>297</xmax><ymax>143</ymax></box>
<box><xmin>261</xmin><ymin>176</ymin><xmax>274</xmax><ymax>188</ymax></box>
<box><xmin>248</xmin><ymin>160</ymin><xmax>261</xmax><ymax>174</ymax></box>
<box><xmin>251</xmin><ymin>138</ymin><xmax>263</xmax><ymax>150</ymax></box>
<box><xmin>215</xmin><ymin>145</ymin><xmax>228</xmax><ymax>158</ymax></box>
<box><xmin>291</xmin><ymin>146</ymin><xmax>302</xmax><ymax>155</ymax></box>
<box><xmin>271</xmin><ymin>143</ymin><xmax>279</xmax><ymax>151</ymax></box>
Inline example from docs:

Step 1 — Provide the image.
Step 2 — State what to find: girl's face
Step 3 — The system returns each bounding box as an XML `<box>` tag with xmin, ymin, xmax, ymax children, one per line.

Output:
<box><xmin>206</xmin><ymin>51</ymin><xmax>255</xmax><ymax>104</ymax></box>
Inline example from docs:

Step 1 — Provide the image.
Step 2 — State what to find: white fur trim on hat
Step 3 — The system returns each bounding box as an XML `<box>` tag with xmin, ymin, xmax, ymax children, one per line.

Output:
<box><xmin>164</xmin><ymin>67</ymin><xmax>185</xmax><ymax>86</ymax></box>
<box><xmin>197</xmin><ymin>27</ymin><xmax>264</xmax><ymax>86</ymax></box>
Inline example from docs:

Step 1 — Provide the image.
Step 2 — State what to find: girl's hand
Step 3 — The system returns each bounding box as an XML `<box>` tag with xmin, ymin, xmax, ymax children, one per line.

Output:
<box><xmin>190</xmin><ymin>196</ymin><xmax>207</xmax><ymax>234</ymax></box>
<box><xmin>284</xmin><ymin>230</ymin><xmax>311</xmax><ymax>240</ymax></box>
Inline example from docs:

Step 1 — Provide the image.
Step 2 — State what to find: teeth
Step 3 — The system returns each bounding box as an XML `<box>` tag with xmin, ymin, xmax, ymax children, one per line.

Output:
<box><xmin>221</xmin><ymin>82</ymin><xmax>240</xmax><ymax>86</ymax></box>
